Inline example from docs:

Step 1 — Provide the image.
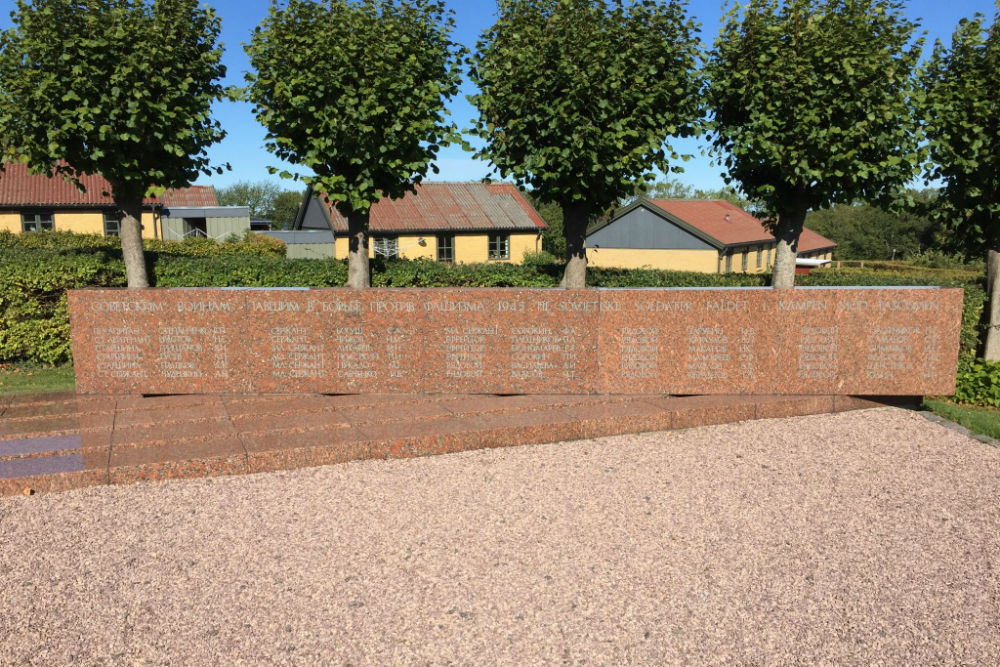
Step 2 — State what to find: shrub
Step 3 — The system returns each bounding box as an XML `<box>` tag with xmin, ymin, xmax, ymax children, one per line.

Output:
<box><xmin>906</xmin><ymin>248</ymin><xmax>984</xmax><ymax>272</ymax></box>
<box><xmin>0</xmin><ymin>245</ymin><xmax>989</xmax><ymax>369</ymax></box>
<box><xmin>953</xmin><ymin>358</ymin><xmax>1000</xmax><ymax>408</ymax></box>
<box><xmin>0</xmin><ymin>229</ymin><xmax>286</xmax><ymax>258</ymax></box>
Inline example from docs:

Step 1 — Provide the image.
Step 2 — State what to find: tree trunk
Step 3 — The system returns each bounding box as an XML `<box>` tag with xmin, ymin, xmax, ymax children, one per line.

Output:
<box><xmin>560</xmin><ymin>202</ymin><xmax>590</xmax><ymax>289</ymax></box>
<box><xmin>118</xmin><ymin>198</ymin><xmax>149</xmax><ymax>289</ymax></box>
<box><xmin>984</xmin><ymin>249</ymin><xmax>1000</xmax><ymax>361</ymax></box>
<box><xmin>346</xmin><ymin>210</ymin><xmax>371</xmax><ymax>289</ymax></box>
<box><xmin>771</xmin><ymin>208</ymin><xmax>806</xmax><ymax>289</ymax></box>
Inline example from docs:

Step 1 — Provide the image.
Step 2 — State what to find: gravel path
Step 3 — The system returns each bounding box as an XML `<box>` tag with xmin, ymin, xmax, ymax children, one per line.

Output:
<box><xmin>1</xmin><ymin>407</ymin><xmax>999</xmax><ymax>666</ymax></box>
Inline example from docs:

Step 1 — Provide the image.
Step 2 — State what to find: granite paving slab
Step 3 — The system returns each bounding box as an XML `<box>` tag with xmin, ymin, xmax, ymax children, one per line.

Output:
<box><xmin>0</xmin><ymin>391</ymin><xmax>917</xmax><ymax>496</ymax></box>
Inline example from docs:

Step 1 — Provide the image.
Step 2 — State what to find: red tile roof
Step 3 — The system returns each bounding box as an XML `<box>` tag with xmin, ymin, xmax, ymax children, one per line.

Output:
<box><xmin>797</xmin><ymin>225</ymin><xmax>836</xmax><ymax>253</ymax></box>
<box><xmin>0</xmin><ymin>162</ymin><xmax>217</xmax><ymax>207</ymax></box>
<box><xmin>321</xmin><ymin>182</ymin><xmax>547</xmax><ymax>233</ymax></box>
<box><xmin>647</xmin><ymin>199</ymin><xmax>835</xmax><ymax>251</ymax></box>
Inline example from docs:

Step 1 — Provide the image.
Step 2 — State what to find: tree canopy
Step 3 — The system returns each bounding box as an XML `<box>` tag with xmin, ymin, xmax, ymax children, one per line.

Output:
<box><xmin>0</xmin><ymin>0</ymin><xmax>228</xmax><ymax>288</ymax></box>
<box><xmin>245</xmin><ymin>0</ymin><xmax>464</xmax><ymax>287</ymax></box>
<box><xmin>468</xmin><ymin>0</ymin><xmax>703</xmax><ymax>287</ymax></box>
<box><xmin>920</xmin><ymin>8</ymin><xmax>1000</xmax><ymax>258</ymax></box>
<box><xmin>217</xmin><ymin>180</ymin><xmax>284</xmax><ymax>219</ymax></box>
<box><xmin>920</xmin><ymin>7</ymin><xmax>1000</xmax><ymax>359</ymax></box>
<box><xmin>705</xmin><ymin>0</ymin><xmax>923</xmax><ymax>287</ymax></box>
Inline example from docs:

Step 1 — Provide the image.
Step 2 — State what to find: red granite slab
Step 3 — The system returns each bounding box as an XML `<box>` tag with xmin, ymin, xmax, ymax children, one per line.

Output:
<box><xmin>4</xmin><ymin>391</ymin><xmax>77</xmax><ymax>406</ymax></box>
<box><xmin>68</xmin><ymin>287</ymin><xmax>963</xmax><ymax>396</ymax></box>
<box><xmin>68</xmin><ymin>289</ymin><xmax>253</xmax><ymax>394</ymax></box>
<box><xmin>1</xmin><ymin>391</ymin><xmax>914</xmax><ymax>495</ymax></box>
<box><xmin>0</xmin><ymin>469</ymin><xmax>109</xmax><ymax>495</ymax></box>
<box><xmin>418</xmin><ymin>288</ymin><xmax>599</xmax><ymax>394</ymax></box>
<box><xmin>596</xmin><ymin>289</ymin><xmax>765</xmax><ymax>394</ymax></box>
<box><xmin>107</xmin><ymin>436</ymin><xmax>248</xmax><ymax>485</ymax></box>
<box><xmin>0</xmin><ymin>415</ymin><xmax>81</xmax><ymax>439</ymax></box>
<box><xmin>752</xmin><ymin>395</ymin><xmax>836</xmax><ymax>419</ymax></box>
<box><xmin>245</xmin><ymin>434</ymin><xmax>371</xmax><ymax>474</ymax></box>
<box><xmin>832</xmin><ymin>288</ymin><xmax>963</xmax><ymax>396</ymax></box>
<box><xmin>644</xmin><ymin>395</ymin><xmax>759</xmax><ymax>429</ymax></box>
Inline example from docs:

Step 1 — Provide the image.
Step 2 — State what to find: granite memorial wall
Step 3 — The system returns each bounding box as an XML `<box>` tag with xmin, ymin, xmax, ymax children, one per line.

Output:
<box><xmin>67</xmin><ymin>287</ymin><xmax>963</xmax><ymax>396</ymax></box>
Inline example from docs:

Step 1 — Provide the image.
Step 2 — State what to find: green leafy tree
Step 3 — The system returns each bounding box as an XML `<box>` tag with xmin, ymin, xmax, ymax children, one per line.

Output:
<box><xmin>267</xmin><ymin>189</ymin><xmax>306</xmax><ymax>230</ymax></box>
<box><xmin>920</xmin><ymin>8</ymin><xmax>1000</xmax><ymax>359</ymax></box>
<box><xmin>245</xmin><ymin>0</ymin><xmax>464</xmax><ymax>288</ymax></box>
<box><xmin>0</xmin><ymin>0</ymin><xmax>228</xmax><ymax>288</ymax></box>
<box><xmin>216</xmin><ymin>180</ymin><xmax>283</xmax><ymax>218</ymax></box>
<box><xmin>805</xmin><ymin>199</ymin><xmax>935</xmax><ymax>260</ymax></box>
<box><xmin>705</xmin><ymin>0</ymin><xmax>923</xmax><ymax>288</ymax></box>
<box><xmin>525</xmin><ymin>193</ymin><xmax>566</xmax><ymax>259</ymax></box>
<box><xmin>469</xmin><ymin>0</ymin><xmax>703</xmax><ymax>288</ymax></box>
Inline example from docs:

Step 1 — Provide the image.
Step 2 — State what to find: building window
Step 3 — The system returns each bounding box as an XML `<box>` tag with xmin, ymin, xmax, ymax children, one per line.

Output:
<box><xmin>741</xmin><ymin>249</ymin><xmax>748</xmax><ymax>272</ymax></box>
<box><xmin>767</xmin><ymin>246</ymin><xmax>773</xmax><ymax>266</ymax></box>
<box><xmin>103</xmin><ymin>212</ymin><xmax>120</xmax><ymax>237</ymax></box>
<box><xmin>21</xmin><ymin>212</ymin><xmax>53</xmax><ymax>232</ymax></box>
<box><xmin>436</xmin><ymin>234</ymin><xmax>454</xmax><ymax>262</ymax></box>
<box><xmin>756</xmin><ymin>245</ymin><xmax>762</xmax><ymax>268</ymax></box>
<box><xmin>724</xmin><ymin>252</ymin><xmax>732</xmax><ymax>273</ymax></box>
<box><xmin>373</xmin><ymin>235</ymin><xmax>399</xmax><ymax>259</ymax></box>
<box><xmin>488</xmin><ymin>232</ymin><xmax>510</xmax><ymax>260</ymax></box>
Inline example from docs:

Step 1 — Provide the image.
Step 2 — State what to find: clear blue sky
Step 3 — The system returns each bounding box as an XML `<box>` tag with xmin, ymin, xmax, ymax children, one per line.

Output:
<box><xmin>2</xmin><ymin>0</ymin><xmax>997</xmax><ymax>193</ymax></box>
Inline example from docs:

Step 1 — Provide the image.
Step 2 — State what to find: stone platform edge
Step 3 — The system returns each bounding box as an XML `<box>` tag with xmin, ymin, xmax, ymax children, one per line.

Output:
<box><xmin>0</xmin><ymin>393</ymin><xmax>912</xmax><ymax>496</ymax></box>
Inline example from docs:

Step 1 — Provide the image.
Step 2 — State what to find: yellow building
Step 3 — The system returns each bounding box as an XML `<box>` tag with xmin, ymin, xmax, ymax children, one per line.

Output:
<box><xmin>0</xmin><ymin>162</ymin><xmax>222</xmax><ymax>239</ymax></box>
<box><xmin>268</xmin><ymin>182</ymin><xmax>545</xmax><ymax>262</ymax></box>
<box><xmin>586</xmin><ymin>198</ymin><xmax>835</xmax><ymax>274</ymax></box>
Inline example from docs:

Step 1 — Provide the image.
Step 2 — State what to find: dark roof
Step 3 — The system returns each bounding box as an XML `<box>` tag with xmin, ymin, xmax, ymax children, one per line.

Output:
<box><xmin>649</xmin><ymin>199</ymin><xmax>774</xmax><ymax>246</ymax></box>
<box><xmin>594</xmin><ymin>198</ymin><xmax>836</xmax><ymax>252</ymax></box>
<box><xmin>797</xmin><ymin>226</ymin><xmax>837</xmax><ymax>253</ymax></box>
<box><xmin>318</xmin><ymin>182</ymin><xmax>547</xmax><ymax>233</ymax></box>
<box><xmin>0</xmin><ymin>162</ymin><xmax>217</xmax><ymax>207</ymax></box>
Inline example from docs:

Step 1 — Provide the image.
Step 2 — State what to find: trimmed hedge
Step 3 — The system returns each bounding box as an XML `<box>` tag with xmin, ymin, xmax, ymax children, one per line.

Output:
<box><xmin>0</xmin><ymin>235</ymin><xmax>987</xmax><ymax>366</ymax></box>
<box><xmin>0</xmin><ymin>229</ymin><xmax>287</xmax><ymax>258</ymax></box>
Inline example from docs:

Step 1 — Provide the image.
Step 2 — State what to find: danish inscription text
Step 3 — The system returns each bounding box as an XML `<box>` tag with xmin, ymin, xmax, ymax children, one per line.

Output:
<box><xmin>68</xmin><ymin>287</ymin><xmax>963</xmax><ymax>395</ymax></box>
<box><xmin>798</xmin><ymin>326</ymin><xmax>838</xmax><ymax>379</ymax></box>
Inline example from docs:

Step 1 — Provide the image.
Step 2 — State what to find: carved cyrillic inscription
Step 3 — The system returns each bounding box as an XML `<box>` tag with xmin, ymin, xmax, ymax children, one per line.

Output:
<box><xmin>69</xmin><ymin>287</ymin><xmax>963</xmax><ymax>396</ymax></box>
<box><xmin>93</xmin><ymin>326</ymin><xmax>149</xmax><ymax>378</ymax></box>
<box><xmin>384</xmin><ymin>327</ymin><xmax>413</xmax><ymax>379</ymax></box>
<box><xmin>798</xmin><ymin>326</ymin><xmax>838</xmax><ymax>379</ymax></box>
<box><xmin>444</xmin><ymin>325</ymin><xmax>498</xmax><ymax>378</ymax></box>
<box><xmin>333</xmin><ymin>326</ymin><xmax>377</xmax><ymax>379</ymax></box>
<box><xmin>157</xmin><ymin>326</ymin><xmax>228</xmax><ymax>378</ymax></box>
<box><xmin>270</xmin><ymin>326</ymin><xmax>325</xmax><ymax>379</ymax></box>
<box><xmin>509</xmin><ymin>326</ymin><xmax>582</xmax><ymax>379</ymax></box>
<box><xmin>922</xmin><ymin>329</ymin><xmax>940</xmax><ymax>378</ymax></box>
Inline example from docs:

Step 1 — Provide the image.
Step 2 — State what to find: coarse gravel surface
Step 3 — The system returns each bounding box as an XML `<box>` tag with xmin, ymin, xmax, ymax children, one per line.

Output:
<box><xmin>1</xmin><ymin>407</ymin><xmax>999</xmax><ymax>666</ymax></box>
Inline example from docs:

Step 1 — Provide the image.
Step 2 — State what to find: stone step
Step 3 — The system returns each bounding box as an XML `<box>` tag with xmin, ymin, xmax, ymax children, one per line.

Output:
<box><xmin>0</xmin><ymin>393</ymin><xmax>913</xmax><ymax>496</ymax></box>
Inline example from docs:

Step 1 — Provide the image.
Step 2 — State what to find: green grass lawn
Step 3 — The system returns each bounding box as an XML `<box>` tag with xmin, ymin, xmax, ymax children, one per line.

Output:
<box><xmin>0</xmin><ymin>364</ymin><xmax>75</xmax><ymax>395</ymax></box>
<box><xmin>923</xmin><ymin>397</ymin><xmax>1000</xmax><ymax>440</ymax></box>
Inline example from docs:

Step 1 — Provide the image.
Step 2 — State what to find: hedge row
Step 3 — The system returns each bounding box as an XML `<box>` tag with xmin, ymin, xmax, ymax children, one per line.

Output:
<box><xmin>0</xmin><ymin>241</ymin><xmax>986</xmax><ymax>365</ymax></box>
<box><xmin>0</xmin><ymin>229</ymin><xmax>287</xmax><ymax>258</ymax></box>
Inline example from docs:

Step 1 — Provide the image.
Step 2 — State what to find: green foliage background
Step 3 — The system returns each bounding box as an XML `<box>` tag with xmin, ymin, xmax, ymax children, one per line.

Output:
<box><xmin>244</xmin><ymin>0</ymin><xmax>464</xmax><ymax>216</ymax></box>
<box><xmin>705</xmin><ymin>0</ymin><xmax>924</xmax><ymax>220</ymax></box>
<box><xmin>0</xmin><ymin>232</ymin><xmax>985</xmax><ymax>367</ymax></box>
<box><xmin>468</xmin><ymin>0</ymin><xmax>702</xmax><ymax>213</ymax></box>
<box><xmin>919</xmin><ymin>8</ymin><xmax>1000</xmax><ymax>256</ymax></box>
<box><xmin>0</xmin><ymin>0</ymin><xmax>228</xmax><ymax>196</ymax></box>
